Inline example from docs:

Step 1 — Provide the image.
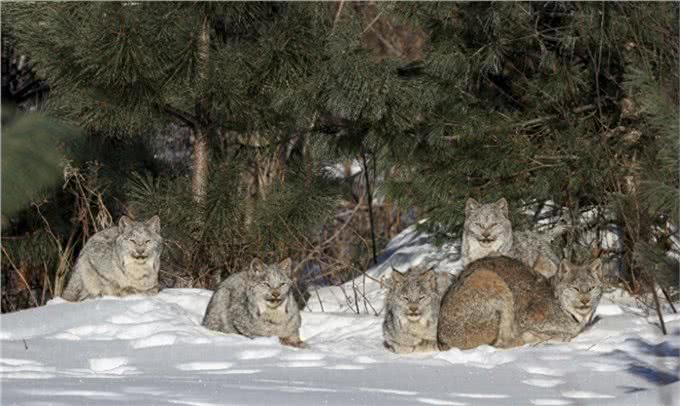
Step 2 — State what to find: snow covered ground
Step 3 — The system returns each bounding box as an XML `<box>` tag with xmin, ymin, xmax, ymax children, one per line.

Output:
<box><xmin>1</xmin><ymin>227</ymin><xmax>678</xmax><ymax>405</ymax></box>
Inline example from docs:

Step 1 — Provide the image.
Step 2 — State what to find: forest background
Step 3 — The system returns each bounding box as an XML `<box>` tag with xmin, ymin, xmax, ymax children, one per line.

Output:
<box><xmin>1</xmin><ymin>1</ymin><xmax>677</xmax><ymax>313</ymax></box>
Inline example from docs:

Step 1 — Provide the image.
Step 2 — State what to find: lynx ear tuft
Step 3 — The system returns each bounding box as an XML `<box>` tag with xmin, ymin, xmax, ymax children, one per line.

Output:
<box><xmin>391</xmin><ymin>267</ymin><xmax>405</xmax><ymax>284</ymax></box>
<box><xmin>146</xmin><ymin>215</ymin><xmax>161</xmax><ymax>234</ymax></box>
<box><xmin>558</xmin><ymin>260</ymin><xmax>573</xmax><ymax>277</ymax></box>
<box><xmin>249</xmin><ymin>258</ymin><xmax>266</xmax><ymax>276</ymax></box>
<box><xmin>465</xmin><ymin>198</ymin><xmax>481</xmax><ymax>214</ymax></box>
<box><xmin>419</xmin><ymin>267</ymin><xmax>436</xmax><ymax>289</ymax></box>
<box><xmin>118</xmin><ymin>215</ymin><xmax>134</xmax><ymax>233</ymax></box>
<box><xmin>278</xmin><ymin>258</ymin><xmax>293</xmax><ymax>276</ymax></box>
<box><xmin>589</xmin><ymin>258</ymin><xmax>604</xmax><ymax>280</ymax></box>
<box><xmin>494</xmin><ymin>198</ymin><xmax>509</xmax><ymax>217</ymax></box>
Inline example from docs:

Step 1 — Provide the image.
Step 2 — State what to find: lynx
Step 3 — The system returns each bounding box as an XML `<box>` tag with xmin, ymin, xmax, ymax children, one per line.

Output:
<box><xmin>437</xmin><ymin>256</ymin><xmax>603</xmax><ymax>350</ymax></box>
<box><xmin>202</xmin><ymin>258</ymin><xmax>303</xmax><ymax>348</ymax></box>
<box><xmin>462</xmin><ymin>197</ymin><xmax>564</xmax><ymax>278</ymax></box>
<box><xmin>62</xmin><ymin>216</ymin><xmax>162</xmax><ymax>301</ymax></box>
<box><xmin>383</xmin><ymin>266</ymin><xmax>450</xmax><ymax>353</ymax></box>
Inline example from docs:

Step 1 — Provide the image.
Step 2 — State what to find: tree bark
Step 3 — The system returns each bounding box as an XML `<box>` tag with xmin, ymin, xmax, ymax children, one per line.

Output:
<box><xmin>192</xmin><ymin>128</ymin><xmax>209</xmax><ymax>204</ymax></box>
<box><xmin>192</xmin><ymin>15</ymin><xmax>210</xmax><ymax>204</ymax></box>
<box><xmin>361</xmin><ymin>151</ymin><xmax>378</xmax><ymax>265</ymax></box>
<box><xmin>650</xmin><ymin>278</ymin><xmax>668</xmax><ymax>335</ymax></box>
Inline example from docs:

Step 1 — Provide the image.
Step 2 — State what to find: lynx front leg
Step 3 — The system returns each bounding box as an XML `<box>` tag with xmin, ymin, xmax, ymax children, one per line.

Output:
<box><xmin>521</xmin><ymin>331</ymin><xmax>552</xmax><ymax>345</ymax></box>
<box><xmin>62</xmin><ymin>272</ymin><xmax>90</xmax><ymax>302</ymax></box>
<box><xmin>493</xmin><ymin>307</ymin><xmax>521</xmax><ymax>348</ymax></box>
<box><xmin>416</xmin><ymin>339</ymin><xmax>439</xmax><ymax>352</ymax></box>
<box><xmin>384</xmin><ymin>341</ymin><xmax>415</xmax><ymax>354</ymax></box>
<box><xmin>521</xmin><ymin>330</ymin><xmax>574</xmax><ymax>345</ymax></box>
<box><xmin>279</xmin><ymin>335</ymin><xmax>305</xmax><ymax>348</ymax></box>
<box><xmin>140</xmin><ymin>285</ymin><xmax>160</xmax><ymax>296</ymax></box>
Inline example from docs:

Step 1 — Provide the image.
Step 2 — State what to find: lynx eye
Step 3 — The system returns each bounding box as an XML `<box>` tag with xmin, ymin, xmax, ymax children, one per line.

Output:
<box><xmin>401</xmin><ymin>296</ymin><xmax>409</xmax><ymax>301</ymax></box>
<box><xmin>130</xmin><ymin>239</ymin><xmax>138</xmax><ymax>244</ymax></box>
<box><xmin>419</xmin><ymin>295</ymin><xmax>426</xmax><ymax>302</ymax></box>
<box><xmin>144</xmin><ymin>240</ymin><xmax>150</xmax><ymax>244</ymax></box>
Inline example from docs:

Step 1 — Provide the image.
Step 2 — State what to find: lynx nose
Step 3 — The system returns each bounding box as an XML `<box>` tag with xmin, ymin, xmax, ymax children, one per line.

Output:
<box><xmin>408</xmin><ymin>305</ymin><xmax>418</xmax><ymax>313</ymax></box>
<box><xmin>580</xmin><ymin>298</ymin><xmax>590</xmax><ymax>306</ymax></box>
<box><xmin>271</xmin><ymin>290</ymin><xmax>281</xmax><ymax>299</ymax></box>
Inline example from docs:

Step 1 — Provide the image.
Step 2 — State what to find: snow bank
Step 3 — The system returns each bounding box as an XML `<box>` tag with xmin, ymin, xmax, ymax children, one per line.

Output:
<box><xmin>1</xmin><ymin>226</ymin><xmax>678</xmax><ymax>405</ymax></box>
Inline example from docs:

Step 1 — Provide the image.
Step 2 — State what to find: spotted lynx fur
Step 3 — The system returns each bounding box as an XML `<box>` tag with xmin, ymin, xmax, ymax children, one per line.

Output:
<box><xmin>202</xmin><ymin>258</ymin><xmax>303</xmax><ymax>348</ymax></box>
<box><xmin>62</xmin><ymin>216</ymin><xmax>162</xmax><ymax>301</ymax></box>
<box><xmin>462</xmin><ymin>198</ymin><xmax>565</xmax><ymax>278</ymax></box>
<box><xmin>438</xmin><ymin>256</ymin><xmax>603</xmax><ymax>350</ymax></box>
<box><xmin>383</xmin><ymin>266</ymin><xmax>451</xmax><ymax>353</ymax></box>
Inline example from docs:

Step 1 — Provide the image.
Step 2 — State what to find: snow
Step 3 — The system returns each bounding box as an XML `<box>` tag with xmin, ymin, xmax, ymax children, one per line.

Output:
<box><xmin>1</xmin><ymin>226</ymin><xmax>679</xmax><ymax>405</ymax></box>
<box><xmin>323</xmin><ymin>160</ymin><xmax>363</xmax><ymax>179</ymax></box>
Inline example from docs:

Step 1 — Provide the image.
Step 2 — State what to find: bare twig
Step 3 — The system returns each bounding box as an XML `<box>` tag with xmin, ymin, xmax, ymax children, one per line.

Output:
<box><xmin>650</xmin><ymin>278</ymin><xmax>668</xmax><ymax>335</ymax></box>
<box><xmin>162</xmin><ymin>104</ymin><xmax>198</xmax><ymax>127</ymax></box>
<box><xmin>1</xmin><ymin>245</ymin><xmax>39</xmax><ymax>308</ymax></box>
<box><xmin>361</xmin><ymin>151</ymin><xmax>378</xmax><ymax>266</ymax></box>
<box><xmin>352</xmin><ymin>272</ymin><xmax>360</xmax><ymax>314</ymax></box>
<box><xmin>312</xmin><ymin>285</ymin><xmax>325</xmax><ymax>312</ymax></box>
<box><xmin>41</xmin><ymin>271</ymin><xmax>48</xmax><ymax>305</ymax></box>
<box><xmin>361</xmin><ymin>10</ymin><xmax>383</xmax><ymax>34</ymax></box>
<box><xmin>518</xmin><ymin>104</ymin><xmax>597</xmax><ymax>128</ymax></box>
<box><xmin>585</xmin><ymin>335</ymin><xmax>612</xmax><ymax>351</ymax></box>
<box><xmin>661</xmin><ymin>287</ymin><xmax>677</xmax><ymax>313</ymax></box>
<box><xmin>331</xmin><ymin>0</ymin><xmax>346</xmax><ymax>33</ymax></box>
<box><xmin>33</xmin><ymin>203</ymin><xmax>76</xmax><ymax>297</ymax></box>
<box><xmin>289</xmin><ymin>200</ymin><xmax>363</xmax><ymax>277</ymax></box>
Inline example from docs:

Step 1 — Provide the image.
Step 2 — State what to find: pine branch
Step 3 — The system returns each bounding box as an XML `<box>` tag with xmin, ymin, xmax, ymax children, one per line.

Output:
<box><xmin>518</xmin><ymin>104</ymin><xmax>597</xmax><ymax>128</ymax></box>
<box><xmin>441</xmin><ymin>104</ymin><xmax>597</xmax><ymax>141</ymax></box>
<box><xmin>162</xmin><ymin>104</ymin><xmax>198</xmax><ymax>127</ymax></box>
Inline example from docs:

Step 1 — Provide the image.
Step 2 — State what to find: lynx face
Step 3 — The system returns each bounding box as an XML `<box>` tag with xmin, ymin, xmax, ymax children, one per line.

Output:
<box><xmin>116</xmin><ymin>216</ymin><xmax>162</xmax><ymax>265</ymax></box>
<box><xmin>247</xmin><ymin>258</ymin><xmax>293</xmax><ymax>310</ymax></box>
<box><xmin>464</xmin><ymin>198</ymin><xmax>513</xmax><ymax>250</ymax></box>
<box><xmin>554</xmin><ymin>259</ymin><xmax>604</xmax><ymax>324</ymax></box>
<box><xmin>388</xmin><ymin>267</ymin><xmax>437</xmax><ymax>322</ymax></box>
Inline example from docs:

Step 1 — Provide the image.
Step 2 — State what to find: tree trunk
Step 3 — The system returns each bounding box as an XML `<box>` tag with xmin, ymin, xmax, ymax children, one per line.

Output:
<box><xmin>361</xmin><ymin>151</ymin><xmax>378</xmax><ymax>265</ymax></box>
<box><xmin>192</xmin><ymin>15</ymin><xmax>210</xmax><ymax>204</ymax></box>
<box><xmin>192</xmin><ymin>128</ymin><xmax>209</xmax><ymax>204</ymax></box>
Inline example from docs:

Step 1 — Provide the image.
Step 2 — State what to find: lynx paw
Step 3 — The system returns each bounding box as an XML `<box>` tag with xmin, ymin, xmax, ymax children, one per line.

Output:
<box><xmin>416</xmin><ymin>340</ymin><xmax>439</xmax><ymax>352</ymax></box>
<box><xmin>279</xmin><ymin>336</ymin><xmax>305</xmax><ymax>349</ymax></box>
<box><xmin>494</xmin><ymin>336</ymin><xmax>524</xmax><ymax>348</ymax></box>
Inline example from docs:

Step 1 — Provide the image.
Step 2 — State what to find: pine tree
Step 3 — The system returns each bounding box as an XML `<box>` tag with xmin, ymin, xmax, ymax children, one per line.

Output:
<box><xmin>5</xmin><ymin>2</ymin><xmax>328</xmax><ymax>204</ymax></box>
<box><xmin>381</xmin><ymin>2</ymin><xmax>678</xmax><ymax>259</ymax></box>
<box><xmin>4</xmin><ymin>2</ymin><xmax>344</xmax><ymax>288</ymax></box>
<box><xmin>3</xmin><ymin>2</ymin><xmax>677</xmax><ymax>299</ymax></box>
<box><xmin>1</xmin><ymin>107</ymin><xmax>82</xmax><ymax>217</ymax></box>
<box><xmin>308</xmin><ymin>2</ymin><xmax>440</xmax><ymax>261</ymax></box>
